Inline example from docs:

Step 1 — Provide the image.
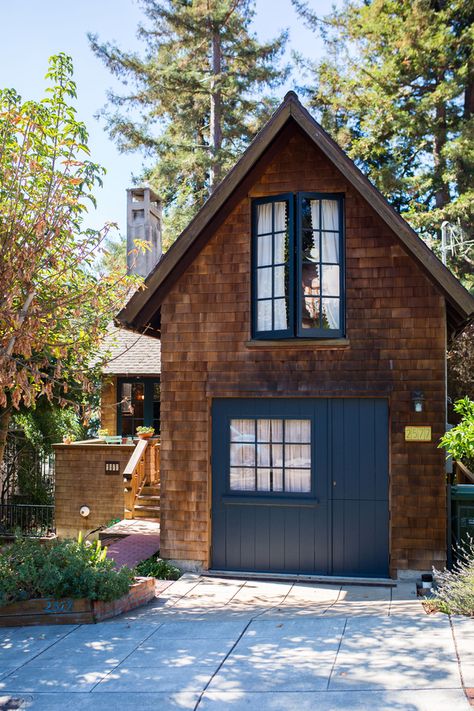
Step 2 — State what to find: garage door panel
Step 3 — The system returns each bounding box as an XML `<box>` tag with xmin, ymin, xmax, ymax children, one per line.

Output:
<box><xmin>224</xmin><ymin>506</ymin><xmax>242</xmax><ymax>569</ymax></box>
<box><xmin>374</xmin><ymin>402</ymin><xmax>389</xmax><ymax>500</ymax></box>
<box><xmin>212</xmin><ymin>398</ymin><xmax>389</xmax><ymax>577</ymax></box>
<box><xmin>240</xmin><ymin>506</ymin><xmax>257</xmax><ymax>570</ymax></box>
<box><xmin>269</xmin><ymin>506</ymin><xmax>286</xmax><ymax>571</ymax></box>
<box><xmin>254</xmin><ymin>506</ymin><xmax>271</xmax><ymax>570</ymax></box>
<box><xmin>332</xmin><ymin>499</ymin><xmax>389</xmax><ymax>577</ymax></box>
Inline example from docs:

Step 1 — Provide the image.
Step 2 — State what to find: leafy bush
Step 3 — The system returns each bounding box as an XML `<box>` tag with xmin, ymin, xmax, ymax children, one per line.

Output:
<box><xmin>430</xmin><ymin>537</ymin><xmax>474</xmax><ymax>616</ymax></box>
<box><xmin>0</xmin><ymin>535</ymin><xmax>134</xmax><ymax>606</ymax></box>
<box><xmin>135</xmin><ymin>555</ymin><xmax>180</xmax><ymax>580</ymax></box>
<box><xmin>439</xmin><ymin>397</ymin><xmax>474</xmax><ymax>471</ymax></box>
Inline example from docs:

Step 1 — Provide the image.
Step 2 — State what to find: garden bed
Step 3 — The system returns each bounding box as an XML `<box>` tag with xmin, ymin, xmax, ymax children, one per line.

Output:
<box><xmin>0</xmin><ymin>576</ymin><xmax>155</xmax><ymax>627</ymax></box>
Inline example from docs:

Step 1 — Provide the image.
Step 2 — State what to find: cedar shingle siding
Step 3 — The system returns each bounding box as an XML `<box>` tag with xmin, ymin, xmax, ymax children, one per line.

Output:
<box><xmin>159</xmin><ymin>129</ymin><xmax>447</xmax><ymax>576</ymax></box>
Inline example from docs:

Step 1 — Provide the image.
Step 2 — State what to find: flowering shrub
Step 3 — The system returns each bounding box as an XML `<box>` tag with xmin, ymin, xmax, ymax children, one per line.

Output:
<box><xmin>431</xmin><ymin>537</ymin><xmax>474</xmax><ymax>616</ymax></box>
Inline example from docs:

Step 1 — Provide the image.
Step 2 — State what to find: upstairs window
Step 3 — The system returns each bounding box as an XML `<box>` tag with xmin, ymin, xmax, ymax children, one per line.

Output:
<box><xmin>252</xmin><ymin>193</ymin><xmax>344</xmax><ymax>339</ymax></box>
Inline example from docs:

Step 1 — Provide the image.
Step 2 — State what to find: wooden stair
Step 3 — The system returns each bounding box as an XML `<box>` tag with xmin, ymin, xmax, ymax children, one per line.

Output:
<box><xmin>133</xmin><ymin>484</ymin><xmax>160</xmax><ymax>520</ymax></box>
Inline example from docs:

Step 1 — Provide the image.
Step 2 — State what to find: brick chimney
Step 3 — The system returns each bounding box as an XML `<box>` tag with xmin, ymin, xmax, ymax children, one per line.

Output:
<box><xmin>126</xmin><ymin>187</ymin><xmax>162</xmax><ymax>278</ymax></box>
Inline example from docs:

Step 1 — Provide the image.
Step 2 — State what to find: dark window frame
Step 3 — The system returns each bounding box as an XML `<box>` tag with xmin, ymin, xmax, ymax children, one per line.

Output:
<box><xmin>226</xmin><ymin>416</ymin><xmax>315</xmax><ymax>500</ymax></box>
<box><xmin>117</xmin><ymin>377</ymin><xmax>160</xmax><ymax>436</ymax></box>
<box><xmin>251</xmin><ymin>192</ymin><xmax>345</xmax><ymax>340</ymax></box>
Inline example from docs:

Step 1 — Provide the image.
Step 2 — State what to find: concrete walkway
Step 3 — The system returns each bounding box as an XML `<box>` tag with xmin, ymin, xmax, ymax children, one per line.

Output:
<box><xmin>0</xmin><ymin>574</ymin><xmax>471</xmax><ymax>710</ymax></box>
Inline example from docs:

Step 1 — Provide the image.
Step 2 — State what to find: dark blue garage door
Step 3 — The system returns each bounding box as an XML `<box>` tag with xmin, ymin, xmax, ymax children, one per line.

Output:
<box><xmin>211</xmin><ymin>398</ymin><xmax>389</xmax><ymax>577</ymax></box>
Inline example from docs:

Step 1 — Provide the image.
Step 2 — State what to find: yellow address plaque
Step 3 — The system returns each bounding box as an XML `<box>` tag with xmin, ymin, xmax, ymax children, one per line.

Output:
<box><xmin>405</xmin><ymin>426</ymin><xmax>432</xmax><ymax>442</ymax></box>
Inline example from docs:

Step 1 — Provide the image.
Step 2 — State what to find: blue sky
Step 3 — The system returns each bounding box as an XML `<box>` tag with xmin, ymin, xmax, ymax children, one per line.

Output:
<box><xmin>0</xmin><ymin>0</ymin><xmax>337</xmax><ymax>235</ymax></box>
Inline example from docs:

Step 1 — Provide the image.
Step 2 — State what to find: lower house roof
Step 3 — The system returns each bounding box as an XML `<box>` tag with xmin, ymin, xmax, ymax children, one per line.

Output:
<box><xmin>100</xmin><ymin>324</ymin><xmax>161</xmax><ymax>377</ymax></box>
<box><xmin>117</xmin><ymin>92</ymin><xmax>474</xmax><ymax>339</ymax></box>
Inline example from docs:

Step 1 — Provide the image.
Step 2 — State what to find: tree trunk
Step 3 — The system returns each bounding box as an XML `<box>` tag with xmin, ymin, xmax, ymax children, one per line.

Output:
<box><xmin>433</xmin><ymin>101</ymin><xmax>450</xmax><ymax>209</ymax></box>
<box><xmin>0</xmin><ymin>407</ymin><xmax>12</xmax><ymax>474</ymax></box>
<box><xmin>209</xmin><ymin>30</ymin><xmax>222</xmax><ymax>192</ymax></box>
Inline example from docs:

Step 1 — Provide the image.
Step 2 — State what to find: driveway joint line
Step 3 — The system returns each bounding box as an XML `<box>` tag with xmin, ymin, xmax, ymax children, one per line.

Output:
<box><xmin>87</xmin><ymin>622</ymin><xmax>164</xmax><ymax>693</ymax></box>
<box><xmin>449</xmin><ymin>614</ymin><xmax>470</xmax><ymax>704</ymax></box>
<box><xmin>326</xmin><ymin>616</ymin><xmax>348</xmax><ymax>690</ymax></box>
<box><xmin>0</xmin><ymin>624</ymin><xmax>81</xmax><ymax>680</ymax></box>
<box><xmin>193</xmin><ymin>604</ymin><xmax>282</xmax><ymax>710</ymax></box>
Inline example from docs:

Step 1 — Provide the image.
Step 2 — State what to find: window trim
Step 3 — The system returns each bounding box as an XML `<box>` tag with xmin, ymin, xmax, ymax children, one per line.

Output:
<box><xmin>116</xmin><ymin>377</ymin><xmax>160</xmax><ymax>436</ymax></box>
<box><xmin>251</xmin><ymin>193</ymin><xmax>295</xmax><ymax>340</ymax></box>
<box><xmin>226</xmin><ymin>416</ymin><xmax>314</xmax><ymax>499</ymax></box>
<box><xmin>251</xmin><ymin>192</ymin><xmax>345</xmax><ymax>340</ymax></box>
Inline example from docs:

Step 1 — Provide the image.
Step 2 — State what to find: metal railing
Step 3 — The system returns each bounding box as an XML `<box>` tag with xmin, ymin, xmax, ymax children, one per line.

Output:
<box><xmin>0</xmin><ymin>503</ymin><xmax>55</xmax><ymax>537</ymax></box>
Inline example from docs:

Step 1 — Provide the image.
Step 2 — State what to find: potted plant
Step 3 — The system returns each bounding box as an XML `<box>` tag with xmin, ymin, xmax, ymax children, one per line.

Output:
<box><xmin>136</xmin><ymin>426</ymin><xmax>155</xmax><ymax>440</ymax></box>
<box><xmin>63</xmin><ymin>434</ymin><xmax>74</xmax><ymax>445</ymax></box>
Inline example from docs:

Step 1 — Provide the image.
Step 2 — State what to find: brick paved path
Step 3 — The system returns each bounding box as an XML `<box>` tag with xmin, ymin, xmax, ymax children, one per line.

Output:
<box><xmin>106</xmin><ymin>533</ymin><xmax>160</xmax><ymax>568</ymax></box>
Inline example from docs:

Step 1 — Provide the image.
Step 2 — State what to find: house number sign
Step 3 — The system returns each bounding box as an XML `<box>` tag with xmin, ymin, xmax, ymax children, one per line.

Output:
<box><xmin>105</xmin><ymin>461</ymin><xmax>120</xmax><ymax>474</ymax></box>
<box><xmin>405</xmin><ymin>426</ymin><xmax>432</xmax><ymax>442</ymax></box>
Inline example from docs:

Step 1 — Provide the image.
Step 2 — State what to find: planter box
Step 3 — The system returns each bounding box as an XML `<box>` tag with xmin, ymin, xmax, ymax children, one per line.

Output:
<box><xmin>0</xmin><ymin>577</ymin><xmax>155</xmax><ymax>627</ymax></box>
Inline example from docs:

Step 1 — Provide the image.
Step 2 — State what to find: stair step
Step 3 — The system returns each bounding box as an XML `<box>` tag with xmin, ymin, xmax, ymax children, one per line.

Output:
<box><xmin>141</xmin><ymin>487</ymin><xmax>160</xmax><ymax>496</ymax></box>
<box><xmin>138</xmin><ymin>495</ymin><xmax>160</xmax><ymax>501</ymax></box>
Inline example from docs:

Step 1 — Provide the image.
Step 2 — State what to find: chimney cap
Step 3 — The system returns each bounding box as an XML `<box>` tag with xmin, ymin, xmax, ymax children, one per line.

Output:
<box><xmin>127</xmin><ymin>186</ymin><xmax>161</xmax><ymax>204</ymax></box>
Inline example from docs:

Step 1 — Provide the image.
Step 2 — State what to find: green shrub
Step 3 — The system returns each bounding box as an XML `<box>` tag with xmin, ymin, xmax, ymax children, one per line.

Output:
<box><xmin>430</xmin><ymin>537</ymin><xmax>474</xmax><ymax>616</ymax></box>
<box><xmin>439</xmin><ymin>396</ymin><xmax>474</xmax><ymax>471</ymax></box>
<box><xmin>0</xmin><ymin>536</ymin><xmax>134</xmax><ymax>606</ymax></box>
<box><xmin>135</xmin><ymin>555</ymin><xmax>181</xmax><ymax>580</ymax></box>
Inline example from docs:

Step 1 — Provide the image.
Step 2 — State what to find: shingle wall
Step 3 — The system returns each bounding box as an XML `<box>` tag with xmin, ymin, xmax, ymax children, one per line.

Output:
<box><xmin>159</xmin><ymin>128</ymin><xmax>446</xmax><ymax>576</ymax></box>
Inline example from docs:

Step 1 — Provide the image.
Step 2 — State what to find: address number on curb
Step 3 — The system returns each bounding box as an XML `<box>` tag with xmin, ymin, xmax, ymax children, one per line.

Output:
<box><xmin>43</xmin><ymin>600</ymin><xmax>73</xmax><ymax>613</ymax></box>
<box><xmin>405</xmin><ymin>426</ymin><xmax>432</xmax><ymax>442</ymax></box>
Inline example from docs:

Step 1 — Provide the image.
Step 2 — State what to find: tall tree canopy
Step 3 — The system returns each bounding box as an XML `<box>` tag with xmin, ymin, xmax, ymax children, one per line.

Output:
<box><xmin>0</xmin><ymin>54</ymin><xmax>140</xmax><ymax>464</ymax></box>
<box><xmin>294</xmin><ymin>0</ymin><xmax>474</xmax><ymax>282</ymax></box>
<box><xmin>89</xmin><ymin>0</ymin><xmax>288</xmax><ymax>246</ymax></box>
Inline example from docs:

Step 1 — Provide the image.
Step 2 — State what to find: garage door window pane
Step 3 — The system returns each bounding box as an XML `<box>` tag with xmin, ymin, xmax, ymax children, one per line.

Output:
<box><xmin>229</xmin><ymin>418</ymin><xmax>311</xmax><ymax>493</ymax></box>
<box><xmin>257</xmin><ymin>419</ymin><xmax>283</xmax><ymax>442</ymax></box>
<box><xmin>286</xmin><ymin>469</ymin><xmax>311</xmax><ymax>493</ymax></box>
<box><xmin>257</xmin><ymin>468</ymin><xmax>283</xmax><ymax>492</ymax></box>
<box><xmin>285</xmin><ymin>420</ymin><xmax>311</xmax><ymax>443</ymax></box>
<box><xmin>230</xmin><ymin>443</ymin><xmax>255</xmax><ymax>467</ymax></box>
<box><xmin>230</xmin><ymin>420</ymin><xmax>255</xmax><ymax>442</ymax></box>
<box><xmin>285</xmin><ymin>444</ymin><xmax>311</xmax><ymax>468</ymax></box>
<box><xmin>230</xmin><ymin>468</ymin><xmax>255</xmax><ymax>491</ymax></box>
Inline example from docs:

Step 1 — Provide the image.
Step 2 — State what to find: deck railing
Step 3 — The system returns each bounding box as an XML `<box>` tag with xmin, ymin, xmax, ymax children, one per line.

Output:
<box><xmin>123</xmin><ymin>438</ymin><xmax>148</xmax><ymax>519</ymax></box>
<box><xmin>0</xmin><ymin>503</ymin><xmax>55</xmax><ymax>537</ymax></box>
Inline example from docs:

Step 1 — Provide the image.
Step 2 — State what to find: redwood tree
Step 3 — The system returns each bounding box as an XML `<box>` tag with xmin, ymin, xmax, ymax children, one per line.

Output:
<box><xmin>0</xmin><ymin>54</ymin><xmax>140</xmax><ymax>465</ymax></box>
<box><xmin>89</xmin><ymin>0</ymin><xmax>288</xmax><ymax>246</ymax></box>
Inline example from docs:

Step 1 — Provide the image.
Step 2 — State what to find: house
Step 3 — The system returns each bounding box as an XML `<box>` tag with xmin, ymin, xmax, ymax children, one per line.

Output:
<box><xmin>99</xmin><ymin>188</ymin><xmax>162</xmax><ymax>438</ymax></box>
<box><xmin>100</xmin><ymin>325</ymin><xmax>161</xmax><ymax>437</ymax></box>
<box><xmin>117</xmin><ymin>92</ymin><xmax>474</xmax><ymax>580</ymax></box>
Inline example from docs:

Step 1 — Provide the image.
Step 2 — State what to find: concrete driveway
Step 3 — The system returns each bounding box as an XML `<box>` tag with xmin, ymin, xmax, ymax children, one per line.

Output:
<box><xmin>0</xmin><ymin>574</ymin><xmax>471</xmax><ymax>710</ymax></box>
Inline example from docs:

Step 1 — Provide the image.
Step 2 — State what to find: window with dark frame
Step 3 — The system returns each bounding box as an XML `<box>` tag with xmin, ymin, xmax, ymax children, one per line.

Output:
<box><xmin>252</xmin><ymin>193</ymin><xmax>344</xmax><ymax>339</ymax></box>
<box><xmin>229</xmin><ymin>418</ymin><xmax>312</xmax><ymax>494</ymax></box>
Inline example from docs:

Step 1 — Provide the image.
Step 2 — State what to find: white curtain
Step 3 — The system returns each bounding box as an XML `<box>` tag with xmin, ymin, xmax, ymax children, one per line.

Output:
<box><xmin>286</xmin><ymin>469</ymin><xmax>311</xmax><ymax>493</ymax></box>
<box><xmin>321</xmin><ymin>201</ymin><xmax>340</xmax><ymax>329</ymax></box>
<box><xmin>285</xmin><ymin>419</ymin><xmax>311</xmax><ymax>443</ymax></box>
<box><xmin>274</xmin><ymin>202</ymin><xmax>287</xmax><ymax>232</ymax></box>
<box><xmin>257</xmin><ymin>419</ymin><xmax>283</xmax><ymax>442</ymax></box>
<box><xmin>274</xmin><ymin>202</ymin><xmax>287</xmax><ymax>330</ymax></box>
<box><xmin>256</xmin><ymin>203</ymin><xmax>287</xmax><ymax>332</ymax></box>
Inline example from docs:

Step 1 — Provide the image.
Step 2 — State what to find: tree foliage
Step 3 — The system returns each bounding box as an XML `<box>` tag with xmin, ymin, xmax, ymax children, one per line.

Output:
<box><xmin>0</xmin><ymin>54</ymin><xmax>140</xmax><ymax>463</ymax></box>
<box><xmin>293</xmin><ymin>0</ymin><xmax>474</xmax><ymax>282</ymax></box>
<box><xmin>89</xmin><ymin>0</ymin><xmax>289</xmax><ymax>247</ymax></box>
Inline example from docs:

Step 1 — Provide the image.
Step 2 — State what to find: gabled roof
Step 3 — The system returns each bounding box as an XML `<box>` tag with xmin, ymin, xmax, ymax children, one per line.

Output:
<box><xmin>117</xmin><ymin>92</ymin><xmax>474</xmax><ymax>337</ymax></box>
<box><xmin>100</xmin><ymin>324</ymin><xmax>161</xmax><ymax>376</ymax></box>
